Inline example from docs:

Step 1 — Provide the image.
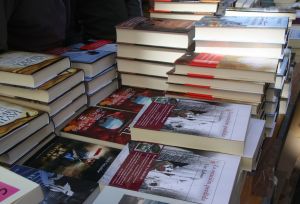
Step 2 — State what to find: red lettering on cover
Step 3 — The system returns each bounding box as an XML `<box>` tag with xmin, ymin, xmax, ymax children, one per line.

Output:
<box><xmin>184</xmin><ymin>84</ymin><xmax>211</xmax><ymax>89</ymax></box>
<box><xmin>80</xmin><ymin>40</ymin><xmax>112</xmax><ymax>50</ymax></box>
<box><xmin>189</xmin><ymin>53</ymin><xmax>224</xmax><ymax>68</ymax></box>
<box><xmin>187</xmin><ymin>73</ymin><xmax>214</xmax><ymax>79</ymax></box>
<box><xmin>186</xmin><ymin>92</ymin><xmax>214</xmax><ymax>101</ymax></box>
<box><xmin>0</xmin><ymin>182</ymin><xmax>20</xmax><ymax>202</ymax></box>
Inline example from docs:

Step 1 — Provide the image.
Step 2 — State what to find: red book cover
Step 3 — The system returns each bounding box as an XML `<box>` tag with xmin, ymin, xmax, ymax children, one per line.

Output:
<box><xmin>62</xmin><ymin>107</ymin><xmax>136</xmax><ymax>145</ymax></box>
<box><xmin>97</xmin><ymin>86</ymin><xmax>164</xmax><ymax>113</ymax></box>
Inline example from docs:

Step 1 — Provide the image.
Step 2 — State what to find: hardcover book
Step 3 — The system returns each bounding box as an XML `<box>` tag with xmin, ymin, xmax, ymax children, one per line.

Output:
<box><xmin>116</xmin><ymin>17</ymin><xmax>195</xmax><ymax>49</ymax></box>
<box><xmin>174</xmin><ymin>52</ymin><xmax>278</xmax><ymax>83</ymax></box>
<box><xmin>11</xmin><ymin>165</ymin><xmax>99</xmax><ymax>204</ymax></box>
<box><xmin>97</xmin><ymin>86</ymin><xmax>164</xmax><ymax>113</ymax></box>
<box><xmin>194</xmin><ymin>16</ymin><xmax>288</xmax><ymax>44</ymax></box>
<box><xmin>131</xmin><ymin>97</ymin><xmax>251</xmax><ymax>155</ymax></box>
<box><xmin>0</xmin><ymin>166</ymin><xmax>44</xmax><ymax>204</ymax></box>
<box><xmin>23</xmin><ymin>137</ymin><xmax>121</xmax><ymax>183</ymax></box>
<box><xmin>0</xmin><ymin>51</ymin><xmax>70</xmax><ymax>88</ymax></box>
<box><xmin>100</xmin><ymin>142</ymin><xmax>241</xmax><ymax>204</ymax></box>
<box><xmin>60</xmin><ymin>107</ymin><xmax>137</xmax><ymax>149</ymax></box>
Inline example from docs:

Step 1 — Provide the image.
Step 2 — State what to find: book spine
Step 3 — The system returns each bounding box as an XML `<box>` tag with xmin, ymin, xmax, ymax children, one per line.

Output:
<box><xmin>188</xmin><ymin>53</ymin><xmax>224</xmax><ymax>68</ymax></box>
<box><xmin>187</xmin><ymin>73</ymin><xmax>215</xmax><ymax>79</ymax></box>
<box><xmin>186</xmin><ymin>92</ymin><xmax>215</xmax><ymax>100</ymax></box>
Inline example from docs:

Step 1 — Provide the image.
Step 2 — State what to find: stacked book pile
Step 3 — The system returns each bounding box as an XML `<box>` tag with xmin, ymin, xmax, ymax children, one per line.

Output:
<box><xmin>0</xmin><ymin>51</ymin><xmax>86</xmax><ymax>128</ymax></box>
<box><xmin>150</xmin><ymin>0</ymin><xmax>220</xmax><ymax>21</ymax></box>
<box><xmin>48</xmin><ymin>40</ymin><xmax>119</xmax><ymax>106</ymax></box>
<box><xmin>116</xmin><ymin>17</ymin><xmax>194</xmax><ymax>90</ymax></box>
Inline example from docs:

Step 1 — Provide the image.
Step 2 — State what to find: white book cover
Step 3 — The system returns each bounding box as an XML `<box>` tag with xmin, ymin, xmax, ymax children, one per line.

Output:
<box><xmin>0</xmin><ymin>166</ymin><xmax>43</xmax><ymax>204</ymax></box>
<box><xmin>100</xmin><ymin>142</ymin><xmax>241</xmax><ymax>204</ymax></box>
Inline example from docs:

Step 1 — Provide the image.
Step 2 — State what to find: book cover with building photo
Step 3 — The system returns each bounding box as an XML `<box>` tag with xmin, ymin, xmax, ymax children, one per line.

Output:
<box><xmin>99</xmin><ymin>142</ymin><xmax>240</xmax><ymax>204</ymax></box>
<box><xmin>131</xmin><ymin>97</ymin><xmax>251</xmax><ymax>155</ymax></box>
<box><xmin>24</xmin><ymin>137</ymin><xmax>121</xmax><ymax>183</ymax></box>
<box><xmin>60</xmin><ymin>107</ymin><xmax>137</xmax><ymax>149</ymax></box>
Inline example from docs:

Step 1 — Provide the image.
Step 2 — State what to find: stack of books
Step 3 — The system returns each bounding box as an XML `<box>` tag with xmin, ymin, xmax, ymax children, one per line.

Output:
<box><xmin>116</xmin><ymin>17</ymin><xmax>194</xmax><ymax>90</ymax></box>
<box><xmin>150</xmin><ymin>0</ymin><xmax>220</xmax><ymax>21</ymax></box>
<box><xmin>49</xmin><ymin>40</ymin><xmax>119</xmax><ymax>106</ymax></box>
<box><xmin>0</xmin><ymin>51</ymin><xmax>87</xmax><ymax>128</ymax></box>
<box><xmin>0</xmin><ymin>101</ymin><xmax>51</xmax><ymax>165</ymax></box>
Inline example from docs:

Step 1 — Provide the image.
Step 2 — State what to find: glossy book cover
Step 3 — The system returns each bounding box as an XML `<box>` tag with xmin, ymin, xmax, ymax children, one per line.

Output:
<box><xmin>98</xmin><ymin>87</ymin><xmax>164</xmax><ymax>113</ymax></box>
<box><xmin>24</xmin><ymin>137</ymin><xmax>121</xmax><ymax>182</ymax></box>
<box><xmin>11</xmin><ymin>165</ymin><xmax>98</xmax><ymax>204</ymax></box>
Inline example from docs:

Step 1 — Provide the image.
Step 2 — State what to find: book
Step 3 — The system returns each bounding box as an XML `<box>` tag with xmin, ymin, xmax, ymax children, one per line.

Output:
<box><xmin>174</xmin><ymin>52</ymin><xmax>279</xmax><ymax>83</ymax></box>
<box><xmin>95</xmin><ymin>186</ymin><xmax>193</xmax><ymax>204</ymax></box>
<box><xmin>150</xmin><ymin>10</ymin><xmax>207</xmax><ymax>21</ymax></box>
<box><xmin>117</xmin><ymin>43</ymin><xmax>187</xmax><ymax>64</ymax></box>
<box><xmin>23</xmin><ymin>137</ymin><xmax>121</xmax><ymax>183</ymax></box>
<box><xmin>117</xmin><ymin>58</ymin><xmax>174</xmax><ymax>78</ymax></box>
<box><xmin>0</xmin><ymin>101</ymin><xmax>49</xmax><ymax>154</ymax></box>
<box><xmin>85</xmin><ymin>65</ymin><xmax>117</xmax><ymax>95</ymax></box>
<box><xmin>131</xmin><ymin>97</ymin><xmax>251</xmax><ymax>155</ymax></box>
<box><xmin>97</xmin><ymin>86</ymin><xmax>164</xmax><ymax>113</ymax></box>
<box><xmin>242</xmin><ymin>118</ymin><xmax>265</xmax><ymax>171</ymax></box>
<box><xmin>0</xmin><ymin>122</ymin><xmax>54</xmax><ymax>165</ymax></box>
<box><xmin>194</xmin><ymin>16</ymin><xmax>288</xmax><ymax>44</ymax></box>
<box><xmin>116</xmin><ymin>17</ymin><xmax>195</xmax><ymax>49</ymax></box>
<box><xmin>60</xmin><ymin>107</ymin><xmax>137</xmax><ymax>149</ymax></box>
<box><xmin>11</xmin><ymin>165</ymin><xmax>100</xmax><ymax>204</ymax></box>
<box><xmin>167</xmin><ymin>69</ymin><xmax>265</xmax><ymax>94</ymax></box>
<box><xmin>0</xmin><ymin>68</ymin><xmax>84</xmax><ymax>103</ymax></box>
<box><xmin>167</xmin><ymin>83</ymin><xmax>263</xmax><ymax>104</ymax></box>
<box><xmin>288</xmin><ymin>28</ymin><xmax>300</xmax><ymax>48</ymax></box>
<box><xmin>0</xmin><ymin>166</ymin><xmax>44</xmax><ymax>204</ymax></box>
<box><xmin>154</xmin><ymin>0</ymin><xmax>219</xmax><ymax>13</ymax></box>
<box><xmin>60</xmin><ymin>42</ymin><xmax>117</xmax><ymax>78</ymax></box>
<box><xmin>0</xmin><ymin>83</ymin><xmax>86</xmax><ymax>116</ymax></box>
<box><xmin>0</xmin><ymin>51</ymin><xmax>70</xmax><ymax>88</ymax></box>
<box><xmin>52</xmin><ymin>94</ymin><xmax>87</xmax><ymax>127</ymax></box>
<box><xmin>120</xmin><ymin>73</ymin><xmax>168</xmax><ymax>91</ymax></box>
<box><xmin>88</xmin><ymin>79</ymin><xmax>119</xmax><ymax>106</ymax></box>
<box><xmin>194</xmin><ymin>40</ymin><xmax>284</xmax><ymax>58</ymax></box>
<box><xmin>99</xmin><ymin>142</ymin><xmax>241</xmax><ymax>204</ymax></box>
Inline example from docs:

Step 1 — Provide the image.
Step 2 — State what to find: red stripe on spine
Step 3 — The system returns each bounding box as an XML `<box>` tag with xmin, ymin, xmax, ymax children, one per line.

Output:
<box><xmin>189</xmin><ymin>53</ymin><xmax>224</xmax><ymax>68</ymax></box>
<box><xmin>186</xmin><ymin>92</ymin><xmax>214</xmax><ymax>100</ymax></box>
<box><xmin>187</xmin><ymin>73</ymin><xmax>214</xmax><ymax>79</ymax></box>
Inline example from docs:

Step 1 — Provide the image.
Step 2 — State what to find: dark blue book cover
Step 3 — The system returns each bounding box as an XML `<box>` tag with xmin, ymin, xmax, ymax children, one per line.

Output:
<box><xmin>10</xmin><ymin>165</ymin><xmax>98</xmax><ymax>204</ymax></box>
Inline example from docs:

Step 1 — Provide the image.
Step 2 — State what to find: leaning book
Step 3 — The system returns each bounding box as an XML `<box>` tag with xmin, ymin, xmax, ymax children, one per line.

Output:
<box><xmin>99</xmin><ymin>142</ymin><xmax>241</xmax><ymax>204</ymax></box>
<box><xmin>131</xmin><ymin>97</ymin><xmax>251</xmax><ymax>155</ymax></box>
<box><xmin>10</xmin><ymin>165</ymin><xmax>100</xmax><ymax>204</ymax></box>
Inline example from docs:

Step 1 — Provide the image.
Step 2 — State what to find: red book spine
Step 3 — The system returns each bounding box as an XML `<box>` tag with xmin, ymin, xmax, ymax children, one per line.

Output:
<box><xmin>187</xmin><ymin>73</ymin><xmax>214</xmax><ymax>79</ymax></box>
<box><xmin>188</xmin><ymin>53</ymin><xmax>224</xmax><ymax>68</ymax></box>
<box><xmin>186</xmin><ymin>92</ymin><xmax>214</xmax><ymax>100</ymax></box>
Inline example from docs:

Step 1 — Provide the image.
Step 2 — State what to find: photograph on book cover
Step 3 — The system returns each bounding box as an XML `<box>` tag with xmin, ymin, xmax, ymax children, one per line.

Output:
<box><xmin>118</xmin><ymin>194</ymin><xmax>168</xmax><ymax>204</ymax></box>
<box><xmin>155</xmin><ymin>98</ymin><xmax>238</xmax><ymax>139</ymax></box>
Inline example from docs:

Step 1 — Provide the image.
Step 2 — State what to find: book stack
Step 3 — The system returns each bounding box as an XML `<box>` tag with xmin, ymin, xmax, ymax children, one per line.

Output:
<box><xmin>0</xmin><ymin>51</ymin><xmax>87</xmax><ymax>128</ymax></box>
<box><xmin>0</xmin><ymin>101</ymin><xmax>51</xmax><ymax>166</ymax></box>
<box><xmin>150</xmin><ymin>0</ymin><xmax>220</xmax><ymax>21</ymax></box>
<box><xmin>116</xmin><ymin>17</ymin><xmax>194</xmax><ymax>91</ymax></box>
<box><xmin>49</xmin><ymin>40</ymin><xmax>119</xmax><ymax>106</ymax></box>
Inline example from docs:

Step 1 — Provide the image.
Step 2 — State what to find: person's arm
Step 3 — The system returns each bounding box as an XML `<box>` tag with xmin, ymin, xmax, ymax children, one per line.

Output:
<box><xmin>126</xmin><ymin>0</ymin><xmax>143</xmax><ymax>17</ymax></box>
<box><xmin>0</xmin><ymin>0</ymin><xmax>16</xmax><ymax>52</ymax></box>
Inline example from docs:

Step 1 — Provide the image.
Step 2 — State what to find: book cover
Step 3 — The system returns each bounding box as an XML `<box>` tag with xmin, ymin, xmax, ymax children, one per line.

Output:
<box><xmin>0</xmin><ymin>51</ymin><xmax>63</xmax><ymax>74</ymax></box>
<box><xmin>100</xmin><ymin>142</ymin><xmax>240</xmax><ymax>204</ymax></box>
<box><xmin>98</xmin><ymin>86</ymin><xmax>164</xmax><ymax>113</ymax></box>
<box><xmin>195</xmin><ymin>16</ymin><xmax>289</xmax><ymax>28</ymax></box>
<box><xmin>38</xmin><ymin>68</ymin><xmax>82</xmax><ymax>90</ymax></box>
<box><xmin>175</xmin><ymin>52</ymin><xmax>278</xmax><ymax>73</ymax></box>
<box><xmin>133</xmin><ymin>97</ymin><xmax>250</xmax><ymax>141</ymax></box>
<box><xmin>117</xmin><ymin>17</ymin><xmax>194</xmax><ymax>33</ymax></box>
<box><xmin>0</xmin><ymin>101</ymin><xmax>41</xmax><ymax>138</ymax></box>
<box><xmin>24</xmin><ymin>137</ymin><xmax>121</xmax><ymax>182</ymax></box>
<box><xmin>62</xmin><ymin>107</ymin><xmax>136</xmax><ymax>145</ymax></box>
<box><xmin>11</xmin><ymin>165</ymin><xmax>98</xmax><ymax>204</ymax></box>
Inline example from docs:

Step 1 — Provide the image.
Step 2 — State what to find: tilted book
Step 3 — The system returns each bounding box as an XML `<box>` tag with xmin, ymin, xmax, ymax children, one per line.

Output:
<box><xmin>97</xmin><ymin>86</ymin><xmax>164</xmax><ymax>113</ymax></box>
<box><xmin>23</xmin><ymin>137</ymin><xmax>121</xmax><ymax>183</ymax></box>
<box><xmin>116</xmin><ymin>17</ymin><xmax>195</xmax><ymax>49</ymax></box>
<box><xmin>60</xmin><ymin>107</ymin><xmax>137</xmax><ymax>149</ymax></box>
<box><xmin>11</xmin><ymin>165</ymin><xmax>100</xmax><ymax>204</ymax></box>
<box><xmin>0</xmin><ymin>51</ymin><xmax>70</xmax><ymax>88</ymax></box>
<box><xmin>100</xmin><ymin>142</ymin><xmax>241</xmax><ymax>204</ymax></box>
<box><xmin>0</xmin><ymin>166</ymin><xmax>43</xmax><ymax>204</ymax></box>
<box><xmin>174</xmin><ymin>52</ymin><xmax>279</xmax><ymax>83</ymax></box>
<box><xmin>131</xmin><ymin>97</ymin><xmax>251</xmax><ymax>155</ymax></box>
